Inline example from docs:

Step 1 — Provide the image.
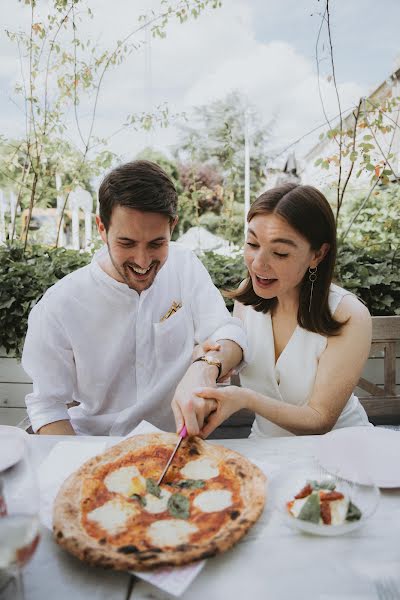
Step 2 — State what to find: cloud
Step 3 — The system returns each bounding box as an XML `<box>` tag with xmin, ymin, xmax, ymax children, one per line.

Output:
<box><xmin>0</xmin><ymin>0</ymin><xmax>367</xmax><ymax>164</ymax></box>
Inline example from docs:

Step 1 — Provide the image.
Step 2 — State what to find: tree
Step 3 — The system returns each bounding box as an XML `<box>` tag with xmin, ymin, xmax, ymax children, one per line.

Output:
<box><xmin>2</xmin><ymin>0</ymin><xmax>221</xmax><ymax>250</ymax></box>
<box><xmin>175</xmin><ymin>91</ymin><xmax>272</xmax><ymax>205</ymax></box>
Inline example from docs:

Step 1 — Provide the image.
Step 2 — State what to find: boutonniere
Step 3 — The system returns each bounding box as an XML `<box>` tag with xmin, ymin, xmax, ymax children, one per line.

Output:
<box><xmin>160</xmin><ymin>301</ymin><xmax>182</xmax><ymax>322</ymax></box>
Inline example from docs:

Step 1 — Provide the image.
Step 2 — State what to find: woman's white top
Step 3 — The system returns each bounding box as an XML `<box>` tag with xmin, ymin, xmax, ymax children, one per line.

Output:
<box><xmin>240</xmin><ymin>284</ymin><xmax>370</xmax><ymax>438</ymax></box>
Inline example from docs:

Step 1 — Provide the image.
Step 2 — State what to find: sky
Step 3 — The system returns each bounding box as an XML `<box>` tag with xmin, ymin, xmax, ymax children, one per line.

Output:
<box><xmin>1</xmin><ymin>0</ymin><xmax>399</xmax><ymax>172</ymax></box>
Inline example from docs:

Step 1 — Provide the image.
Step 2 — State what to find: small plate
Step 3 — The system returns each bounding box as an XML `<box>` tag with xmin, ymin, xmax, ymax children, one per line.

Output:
<box><xmin>0</xmin><ymin>425</ymin><xmax>28</xmax><ymax>471</ymax></box>
<box><xmin>272</xmin><ymin>460</ymin><xmax>380</xmax><ymax>536</ymax></box>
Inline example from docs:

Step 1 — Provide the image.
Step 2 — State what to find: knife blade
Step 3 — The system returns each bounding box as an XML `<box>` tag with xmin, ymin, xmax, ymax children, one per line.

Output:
<box><xmin>157</xmin><ymin>425</ymin><xmax>187</xmax><ymax>486</ymax></box>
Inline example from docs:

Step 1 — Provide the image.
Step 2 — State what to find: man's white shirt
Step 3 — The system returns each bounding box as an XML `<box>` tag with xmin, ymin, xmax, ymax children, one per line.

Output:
<box><xmin>22</xmin><ymin>243</ymin><xmax>247</xmax><ymax>435</ymax></box>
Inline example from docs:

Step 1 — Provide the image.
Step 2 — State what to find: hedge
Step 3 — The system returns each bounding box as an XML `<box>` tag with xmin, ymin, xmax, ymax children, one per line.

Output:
<box><xmin>0</xmin><ymin>243</ymin><xmax>398</xmax><ymax>358</ymax></box>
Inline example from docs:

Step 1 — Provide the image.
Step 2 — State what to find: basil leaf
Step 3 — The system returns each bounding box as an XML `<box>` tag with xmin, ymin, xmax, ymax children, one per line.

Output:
<box><xmin>146</xmin><ymin>478</ymin><xmax>162</xmax><ymax>498</ymax></box>
<box><xmin>168</xmin><ymin>493</ymin><xmax>190</xmax><ymax>519</ymax></box>
<box><xmin>131</xmin><ymin>494</ymin><xmax>146</xmax><ymax>507</ymax></box>
<box><xmin>308</xmin><ymin>479</ymin><xmax>336</xmax><ymax>491</ymax></box>
<box><xmin>172</xmin><ymin>479</ymin><xmax>205</xmax><ymax>490</ymax></box>
<box><xmin>346</xmin><ymin>501</ymin><xmax>362</xmax><ymax>521</ymax></box>
<box><xmin>297</xmin><ymin>491</ymin><xmax>320</xmax><ymax>523</ymax></box>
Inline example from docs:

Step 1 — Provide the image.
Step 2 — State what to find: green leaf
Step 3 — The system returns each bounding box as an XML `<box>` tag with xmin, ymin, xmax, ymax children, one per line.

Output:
<box><xmin>146</xmin><ymin>478</ymin><xmax>161</xmax><ymax>498</ymax></box>
<box><xmin>308</xmin><ymin>480</ymin><xmax>336</xmax><ymax>491</ymax></box>
<box><xmin>131</xmin><ymin>494</ymin><xmax>146</xmax><ymax>507</ymax></box>
<box><xmin>297</xmin><ymin>492</ymin><xmax>320</xmax><ymax>523</ymax></box>
<box><xmin>345</xmin><ymin>501</ymin><xmax>362</xmax><ymax>521</ymax></box>
<box><xmin>167</xmin><ymin>493</ymin><xmax>190</xmax><ymax>519</ymax></box>
<box><xmin>171</xmin><ymin>479</ymin><xmax>205</xmax><ymax>490</ymax></box>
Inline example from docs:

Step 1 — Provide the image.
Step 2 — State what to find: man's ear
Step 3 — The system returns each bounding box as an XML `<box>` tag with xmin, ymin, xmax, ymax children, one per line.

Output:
<box><xmin>96</xmin><ymin>215</ymin><xmax>107</xmax><ymax>244</ymax></box>
<box><xmin>310</xmin><ymin>242</ymin><xmax>330</xmax><ymax>268</ymax></box>
<box><xmin>170</xmin><ymin>216</ymin><xmax>179</xmax><ymax>236</ymax></box>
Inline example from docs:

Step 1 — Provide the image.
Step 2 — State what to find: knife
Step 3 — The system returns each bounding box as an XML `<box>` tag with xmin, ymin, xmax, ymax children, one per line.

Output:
<box><xmin>157</xmin><ymin>425</ymin><xmax>187</xmax><ymax>486</ymax></box>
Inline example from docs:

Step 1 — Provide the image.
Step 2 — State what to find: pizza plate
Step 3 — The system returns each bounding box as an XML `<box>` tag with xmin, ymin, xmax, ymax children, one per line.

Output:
<box><xmin>272</xmin><ymin>460</ymin><xmax>380</xmax><ymax>537</ymax></box>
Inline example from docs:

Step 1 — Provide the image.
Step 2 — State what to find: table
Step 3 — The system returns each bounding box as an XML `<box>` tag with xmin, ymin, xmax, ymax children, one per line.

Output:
<box><xmin>17</xmin><ymin>435</ymin><xmax>400</xmax><ymax>599</ymax></box>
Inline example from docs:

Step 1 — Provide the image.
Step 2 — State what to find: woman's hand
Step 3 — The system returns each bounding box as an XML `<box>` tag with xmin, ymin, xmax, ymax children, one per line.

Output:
<box><xmin>194</xmin><ymin>385</ymin><xmax>248</xmax><ymax>438</ymax></box>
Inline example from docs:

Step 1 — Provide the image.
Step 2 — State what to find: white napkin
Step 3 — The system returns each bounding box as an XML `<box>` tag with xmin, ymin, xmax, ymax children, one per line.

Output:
<box><xmin>38</xmin><ymin>421</ymin><xmax>205</xmax><ymax>597</ymax></box>
<box><xmin>39</xmin><ymin>440</ymin><xmax>107</xmax><ymax>529</ymax></box>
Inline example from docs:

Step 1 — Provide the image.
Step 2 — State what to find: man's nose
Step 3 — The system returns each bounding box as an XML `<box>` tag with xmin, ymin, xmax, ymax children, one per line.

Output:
<box><xmin>134</xmin><ymin>248</ymin><xmax>151</xmax><ymax>269</ymax></box>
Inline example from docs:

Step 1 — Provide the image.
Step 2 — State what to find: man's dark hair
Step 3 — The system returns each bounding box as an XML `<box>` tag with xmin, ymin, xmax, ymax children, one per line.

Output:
<box><xmin>98</xmin><ymin>160</ymin><xmax>178</xmax><ymax>230</ymax></box>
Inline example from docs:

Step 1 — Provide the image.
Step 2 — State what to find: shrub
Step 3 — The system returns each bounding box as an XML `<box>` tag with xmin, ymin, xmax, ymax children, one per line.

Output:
<box><xmin>0</xmin><ymin>245</ymin><xmax>91</xmax><ymax>357</ymax></box>
<box><xmin>336</xmin><ymin>243</ymin><xmax>400</xmax><ymax>315</ymax></box>
<box><xmin>0</xmin><ymin>242</ymin><xmax>398</xmax><ymax>359</ymax></box>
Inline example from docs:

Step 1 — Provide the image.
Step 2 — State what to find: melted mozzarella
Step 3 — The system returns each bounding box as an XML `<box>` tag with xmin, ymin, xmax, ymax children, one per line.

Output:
<box><xmin>147</xmin><ymin>519</ymin><xmax>197</xmax><ymax>547</ymax></box>
<box><xmin>180</xmin><ymin>457</ymin><xmax>219</xmax><ymax>480</ymax></box>
<box><xmin>87</xmin><ymin>499</ymin><xmax>138</xmax><ymax>534</ymax></box>
<box><xmin>144</xmin><ymin>489</ymin><xmax>172</xmax><ymax>514</ymax></box>
<box><xmin>193</xmin><ymin>490</ymin><xmax>232</xmax><ymax>513</ymax></box>
<box><xmin>330</xmin><ymin>498</ymin><xmax>350</xmax><ymax>525</ymax></box>
<box><xmin>288</xmin><ymin>497</ymin><xmax>308</xmax><ymax>518</ymax></box>
<box><xmin>104</xmin><ymin>466</ymin><xmax>146</xmax><ymax>497</ymax></box>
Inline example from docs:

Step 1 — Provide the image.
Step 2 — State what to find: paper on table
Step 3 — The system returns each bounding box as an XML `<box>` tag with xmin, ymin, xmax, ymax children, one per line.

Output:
<box><xmin>38</xmin><ymin>440</ymin><xmax>107</xmax><ymax>529</ymax></box>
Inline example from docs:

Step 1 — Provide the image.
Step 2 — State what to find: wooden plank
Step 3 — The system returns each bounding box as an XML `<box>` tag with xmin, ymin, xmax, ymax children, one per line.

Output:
<box><xmin>357</xmin><ymin>377</ymin><xmax>385</xmax><ymax>396</ymax></box>
<box><xmin>0</xmin><ymin>382</ymin><xmax>32</xmax><ymax>408</ymax></box>
<box><xmin>359</xmin><ymin>397</ymin><xmax>400</xmax><ymax>419</ymax></box>
<box><xmin>361</xmin><ymin>356</ymin><xmax>400</xmax><ymax>382</ymax></box>
<box><xmin>385</xmin><ymin>341</ymin><xmax>396</xmax><ymax>395</ymax></box>
<box><xmin>0</xmin><ymin>357</ymin><xmax>32</xmax><ymax>383</ymax></box>
<box><xmin>0</xmin><ymin>407</ymin><xmax>27</xmax><ymax>427</ymax></box>
<box><xmin>371</xmin><ymin>316</ymin><xmax>400</xmax><ymax>341</ymax></box>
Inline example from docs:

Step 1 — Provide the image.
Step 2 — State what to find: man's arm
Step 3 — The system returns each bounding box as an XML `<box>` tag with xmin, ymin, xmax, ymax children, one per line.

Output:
<box><xmin>22</xmin><ymin>302</ymin><xmax>77</xmax><ymax>434</ymax></box>
<box><xmin>38</xmin><ymin>420</ymin><xmax>76</xmax><ymax>435</ymax></box>
<box><xmin>172</xmin><ymin>339</ymin><xmax>243</xmax><ymax>436</ymax></box>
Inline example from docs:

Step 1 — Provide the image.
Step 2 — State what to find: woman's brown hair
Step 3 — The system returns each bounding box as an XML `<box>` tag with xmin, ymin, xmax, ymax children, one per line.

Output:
<box><xmin>229</xmin><ymin>183</ymin><xmax>344</xmax><ymax>336</ymax></box>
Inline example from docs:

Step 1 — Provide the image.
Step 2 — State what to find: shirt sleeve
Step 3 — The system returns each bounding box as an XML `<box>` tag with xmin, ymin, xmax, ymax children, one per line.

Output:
<box><xmin>21</xmin><ymin>300</ymin><xmax>75</xmax><ymax>432</ymax></box>
<box><xmin>185</xmin><ymin>251</ymin><xmax>248</xmax><ymax>365</ymax></box>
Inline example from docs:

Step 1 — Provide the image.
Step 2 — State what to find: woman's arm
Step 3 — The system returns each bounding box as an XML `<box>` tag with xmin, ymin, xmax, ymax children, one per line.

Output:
<box><xmin>196</xmin><ymin>295</ymin><xmax>372</xmax><ymax>437</ymax></box>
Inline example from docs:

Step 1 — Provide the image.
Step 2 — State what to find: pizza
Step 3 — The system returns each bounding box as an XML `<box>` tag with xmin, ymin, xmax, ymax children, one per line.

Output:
<box><xmin>53</xmin><ymin>433</ymin><xmax>266</xmax><ymax>571</ymax></box>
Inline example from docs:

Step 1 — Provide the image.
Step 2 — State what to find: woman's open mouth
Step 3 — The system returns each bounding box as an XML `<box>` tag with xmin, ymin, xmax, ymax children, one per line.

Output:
<box><xmin>254</xmin><ymin>275</ymin><xmax>278</xmax><ymax>289</ymax></box>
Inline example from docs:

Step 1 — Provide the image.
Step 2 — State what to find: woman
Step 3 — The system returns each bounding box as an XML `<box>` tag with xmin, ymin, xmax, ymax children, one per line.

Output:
<box><xmin>196</xmin><ymin>183</ymin><xmax>372</xmax><ymax>438</ymax></box>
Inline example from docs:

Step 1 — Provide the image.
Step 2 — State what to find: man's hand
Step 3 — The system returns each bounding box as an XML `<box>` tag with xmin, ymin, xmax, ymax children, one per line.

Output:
<box><xmin>171</xmin><ymin>362</ymin><xmax>218</xmax><ymax>436</ymax></box>
<box><xmin>38</xmin><ymin>420</ymin><xmax>76</xmax><ymax>435</ymax></box>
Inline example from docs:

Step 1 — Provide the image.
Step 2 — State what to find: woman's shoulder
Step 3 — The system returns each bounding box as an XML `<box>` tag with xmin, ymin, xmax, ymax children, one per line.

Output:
<box><xmin>330</xmin><ymin>284</ymin><xmax>371</xmax><ymax>329</ymax></box>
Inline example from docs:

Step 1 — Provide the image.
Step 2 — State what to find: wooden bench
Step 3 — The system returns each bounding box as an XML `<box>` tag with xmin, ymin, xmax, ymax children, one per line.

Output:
<box><xmin>357</xmin><ymin>315</ymin><xmax>400</xmax><ymax>425</ymax></box>
<box><xmin>209</xmin><ymin>315</ymin><xmax>400</xmax><ymax>438</ymax></box>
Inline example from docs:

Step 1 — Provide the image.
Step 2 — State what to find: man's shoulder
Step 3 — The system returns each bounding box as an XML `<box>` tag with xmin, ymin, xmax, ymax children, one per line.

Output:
<box><xmin>168</xmin><ymin>242</ymin><xmax>203</xmax><ymax>269</ymax></box>
<box><xmin>38</xmin><ymin>262</ymin><xmax>92</xmax><ymax>307</ymax></box>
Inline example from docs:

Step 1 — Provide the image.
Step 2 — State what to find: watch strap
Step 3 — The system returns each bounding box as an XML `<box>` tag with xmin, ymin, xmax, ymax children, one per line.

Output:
<box><xmin>192</xmin><ymin>355</ymin><xmax>222</xmax><ymax>380</ymax></box>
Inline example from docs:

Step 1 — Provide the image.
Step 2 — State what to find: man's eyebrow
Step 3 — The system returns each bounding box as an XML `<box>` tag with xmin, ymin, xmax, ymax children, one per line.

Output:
<box><xmin>117</xmin><ymin>236</ymin><xmax>168</xmax><ymax>243</ymax></box>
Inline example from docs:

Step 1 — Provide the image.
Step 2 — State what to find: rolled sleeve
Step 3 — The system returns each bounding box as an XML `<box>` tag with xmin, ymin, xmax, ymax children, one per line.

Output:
<box><xmin>22</xmin><ymin>301</ymin><xmax>75</xmax><ymax>433</ymax></box>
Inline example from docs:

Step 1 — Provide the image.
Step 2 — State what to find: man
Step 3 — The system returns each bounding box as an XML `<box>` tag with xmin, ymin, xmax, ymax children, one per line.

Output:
<box><xmin>22</xmin><ymin>160</ymin><xmax>246</xmax><ymax>437</ymax></box>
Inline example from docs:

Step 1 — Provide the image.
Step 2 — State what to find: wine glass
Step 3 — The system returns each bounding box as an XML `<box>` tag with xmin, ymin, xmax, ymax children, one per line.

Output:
<box><xmin>0</xmin><ymin>435</ymin><xmax>41</xmax><ymax>600</ymax></box>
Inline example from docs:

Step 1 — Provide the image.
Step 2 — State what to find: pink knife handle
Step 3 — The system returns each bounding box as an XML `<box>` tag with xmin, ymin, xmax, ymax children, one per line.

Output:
<box><xmin>179</xmin><ymin>425</ymin><xmax>187</xmax><ymax>438</ymax></box>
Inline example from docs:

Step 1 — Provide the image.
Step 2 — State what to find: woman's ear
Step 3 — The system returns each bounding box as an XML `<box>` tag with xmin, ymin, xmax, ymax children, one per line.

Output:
<box><xmin>310</xmin><ymin>243</ymin><xmax>330</xmax><ymax>268</ymax></box>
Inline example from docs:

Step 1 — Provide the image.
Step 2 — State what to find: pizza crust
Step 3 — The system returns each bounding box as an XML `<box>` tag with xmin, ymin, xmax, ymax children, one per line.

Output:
<box><xmin>53</xmin><ymin>433</ymin><xmax>266</xmax><ymax>571</ymax></box>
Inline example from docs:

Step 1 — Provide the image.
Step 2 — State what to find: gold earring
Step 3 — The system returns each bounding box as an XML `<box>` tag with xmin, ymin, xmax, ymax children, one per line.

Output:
<box><xmin>308</xmin><ymin>266</ymin><xmax>318</xmax><ymax>313</ymax></box>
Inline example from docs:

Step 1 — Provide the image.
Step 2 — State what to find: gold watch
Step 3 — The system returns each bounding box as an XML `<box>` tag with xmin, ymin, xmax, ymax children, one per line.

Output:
<box><xmin>192</xmin><ymin>355</ymin><xmax>222</xmax><ymax>380</ymax></box>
